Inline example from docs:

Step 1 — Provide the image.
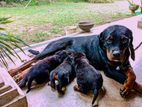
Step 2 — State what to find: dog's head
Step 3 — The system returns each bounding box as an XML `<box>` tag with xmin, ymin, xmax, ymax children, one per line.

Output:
<box><xmin>99</xmin><ymin>25</ymin><xmax>135</xmax><ymax>63</ymax></box>
<box><xmin>55</xmin><ymin>50</ymin><xmax>70</xmax><ymax>62</ymax></box>
<box><xmin>70</xmin><ymin>52</ymin><xmax>86</xmax><ymax>62</ymax></box>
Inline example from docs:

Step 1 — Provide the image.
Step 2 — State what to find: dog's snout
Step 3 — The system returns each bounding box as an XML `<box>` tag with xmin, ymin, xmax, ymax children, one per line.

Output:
<box><xmin>113</xmin><ymin>50</ymin><xmax>120</xmax><ymax>57</ymax></box>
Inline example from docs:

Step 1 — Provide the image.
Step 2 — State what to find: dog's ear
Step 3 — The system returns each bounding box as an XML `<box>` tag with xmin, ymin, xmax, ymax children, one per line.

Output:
<box><xmin>128</xmin><ymin>30</ymin><xmax>135</xmax><ymax>61</ymax></box>
<box><xmin>99</xmin><ymin>31</ymin><xmax>106</xmax><ymax>49</ymax></box>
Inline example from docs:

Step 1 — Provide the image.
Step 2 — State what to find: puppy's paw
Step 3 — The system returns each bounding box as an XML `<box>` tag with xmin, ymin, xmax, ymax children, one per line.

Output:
<box><xmin>61</xmin><ymin>87</ymin><xmax>66</xmax><ymax>92</ymax></box>
<box><xmin>47</xmin><ymin>82</ymin><xmax>51</xmax><ymax>86</ymax></box>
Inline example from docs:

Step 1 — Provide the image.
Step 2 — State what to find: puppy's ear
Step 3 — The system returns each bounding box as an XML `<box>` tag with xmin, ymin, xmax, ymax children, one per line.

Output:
<box><xmin>128</xmin><ymin>30</ymin><xmax>135</xmax><ymax>61</ymax></box>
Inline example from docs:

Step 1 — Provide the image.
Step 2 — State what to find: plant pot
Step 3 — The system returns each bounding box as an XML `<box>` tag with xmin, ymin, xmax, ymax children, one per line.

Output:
<box><xmin>78</xmin><ymin>21</ymin><xmax>94</xmax><ymax>32</ymax></box>
<box><xmin>129</xmin><ymin>5</ymin><xmax>139</xmax><ymax>13</ymax></box>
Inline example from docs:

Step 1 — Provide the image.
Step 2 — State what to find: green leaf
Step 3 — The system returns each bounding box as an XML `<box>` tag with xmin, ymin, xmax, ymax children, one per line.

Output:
<box><xmin>0</xmin><ymin>27</ymin><xmax>5</xmax><ymax>30</ymax></box>
<box><xmin>0</xmin><ymin>52</ymin><xmax>8</xmax><ymax>68</ymax></box>
<box><xmin>0</xmin><ymin>17</ymin><xmax>28</xmax><ymax>68</ymax></box>
<box><xmin>3</xmin><ymin>51</ymin><xmax>16</xmax><ymax>65</ymax></box>
<box><xmin>0</xmin><ymin>17</ymin><xmax>13</xmax><ymax>24</ymax></box>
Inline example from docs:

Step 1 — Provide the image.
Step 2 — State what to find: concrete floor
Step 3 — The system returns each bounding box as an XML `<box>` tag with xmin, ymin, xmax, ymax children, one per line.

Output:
<box><xmin>8</xmin><ymin>15</ymin><xmax>142</xmax><ymax>107</ymax></box>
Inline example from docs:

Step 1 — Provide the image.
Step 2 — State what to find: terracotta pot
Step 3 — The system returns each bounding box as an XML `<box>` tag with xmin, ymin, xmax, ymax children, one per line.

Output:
<box><xmin>129</xmin><ymin>5</ymin><xmax>139</xmax><ymax>13</ymax></box>
<box><xmin>78</xmin><ymin>21</ymin><xmax>94</xmax><ymax>32</ymax></box>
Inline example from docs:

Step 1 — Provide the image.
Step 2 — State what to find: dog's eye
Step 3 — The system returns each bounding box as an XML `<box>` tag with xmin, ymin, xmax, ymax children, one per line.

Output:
<box><xmin>107</xmin><ymin>36</ymin><xmax>113</xmax><ymax>43</ymax></box>
<box><xmin>121</xmin><ymin>36</ymin><xmax>128</xmax><ymax>44</ymax></box>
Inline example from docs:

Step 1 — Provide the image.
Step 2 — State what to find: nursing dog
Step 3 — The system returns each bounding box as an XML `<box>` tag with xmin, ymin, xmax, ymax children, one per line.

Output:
<box><xmin>50</xmin><ymin>55</ymin><xmax>75</xmax><ymax>94</ymax></box>
<box><xmin>9</xmin><ymin>25</ymin><xmax>142</xmax><ymax>97</ymax></box>
<box><xmin>73</xmin><ymin>53</ymin><xmax>103</xmax><ymax>105</ymax></box>
<box><xmin>19</xmin><ymin>50</ymin><xmax>69</xmax><ymax>93</ymax></box>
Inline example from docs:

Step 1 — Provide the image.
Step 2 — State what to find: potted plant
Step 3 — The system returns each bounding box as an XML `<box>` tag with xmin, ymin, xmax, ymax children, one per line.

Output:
<box><xmin>127</xmin><ymin>0</ymin><xmax>139</xmax><ymax>14</ymax></box>
<box><xmin>140</xmin><ymin>0</ymin><xmax>142</xmax><ymax>14</ymax></box>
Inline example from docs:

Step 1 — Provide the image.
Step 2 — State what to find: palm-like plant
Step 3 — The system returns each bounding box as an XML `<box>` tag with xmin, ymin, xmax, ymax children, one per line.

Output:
<box><xmin>0</xmin><ymin>17</ymin><xmax>27</xmax><ymax>68</ymax></box>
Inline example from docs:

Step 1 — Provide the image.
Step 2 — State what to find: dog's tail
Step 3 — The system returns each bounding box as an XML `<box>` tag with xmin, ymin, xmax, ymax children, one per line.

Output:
<box><xmin>28</xmin><ymin>49</ymin><xmax>40</xmax><ymax>55</ymax></box>
<box><xmin>92</xmin><ymin>88</ymin><xmax>99</xmax><ymax>105</ymax></box>
<box><xmin>133</xmin><ymin>82</ymin><xmax>142</xmax><ymax>94</ymax></box>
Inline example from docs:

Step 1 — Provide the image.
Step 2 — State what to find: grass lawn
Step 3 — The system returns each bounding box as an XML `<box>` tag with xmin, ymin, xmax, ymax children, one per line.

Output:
<box><xmin>0</xmin><ymin>0</ymin><xmax>132</xmax><ymax>45</ymax></box>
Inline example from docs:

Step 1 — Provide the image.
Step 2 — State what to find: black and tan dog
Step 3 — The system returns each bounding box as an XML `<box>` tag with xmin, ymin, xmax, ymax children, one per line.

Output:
<box><xmin>49</xmin><ymin>55</ymin><xmax>75</xmax><ymax>94</ymax></box>
<box><xmin>19</xmin><ymin>50</ymin><xmax>69</xmax><ymax>93</ymax></box>
<box><xmin>72</xmin><ymin>53</ymin><xmax>103</xmax><ymax>105</ymax></box>
<box><xmin>10</xmin><ymin>25</ymin><xmax>142</xmax><ymax>97</ymax></box>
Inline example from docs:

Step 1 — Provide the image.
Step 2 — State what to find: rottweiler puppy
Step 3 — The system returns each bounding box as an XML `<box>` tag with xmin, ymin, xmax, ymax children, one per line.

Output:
<box><xmin>50</xmin><ymin>55</ymin><xmax>75</xmax><ymax>94</ymax></box>
<box><xmin>19</xmin><ymin>50</ymin><xmax>69</xmax><ymax>93</ymax></box>
<box><xmin>73</xmin><ymin>53</ymin><xmax>103</xmax><ymax>106</ymax></box>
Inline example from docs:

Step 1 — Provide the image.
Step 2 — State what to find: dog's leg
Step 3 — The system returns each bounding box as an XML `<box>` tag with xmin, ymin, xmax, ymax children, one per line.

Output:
<box><xmin>50</xmin><ymin>78</ymin><xmax>56</xmax><ymax>89</ymax></box>
<box><xmin>26</xmin><ymin>77</ymin><xmax>34</xmax><ymax>93</ymax></box>
<box><xmin>105</xmin><ymin>67</ymin><xmax>142</xmax><ymax>95</ymax></box>
<box><xmin>120</xmin><ymin>67</ymin><xmax>136</xmax><ymax>97</ymax></box>
<box><xmin>57</xmin><ymin>83</ymin><xmax>64</xmax><ymax>94</ymax></box>
<box><xmin>8</xmin><ymin>38</ymin><xmax>72</xmax><ymax>77</ymax></box>
<box><xmin>50</xmin><ymin>71</ymin><xmax>58</xmax><ymax>89</ymax></box>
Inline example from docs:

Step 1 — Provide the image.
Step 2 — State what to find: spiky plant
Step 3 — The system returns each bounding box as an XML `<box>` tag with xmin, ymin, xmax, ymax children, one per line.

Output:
<box><xmin>0</xmin><ymin>17</ymin><xmax>28</xmax><ymax>68</ymax></box>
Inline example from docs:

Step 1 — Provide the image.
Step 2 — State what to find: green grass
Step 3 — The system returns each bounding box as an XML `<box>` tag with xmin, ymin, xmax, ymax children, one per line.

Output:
<box><xmin>0</xmin><ymin>1</ymin><xmax>132</xmax><ymax>44</ymax></box>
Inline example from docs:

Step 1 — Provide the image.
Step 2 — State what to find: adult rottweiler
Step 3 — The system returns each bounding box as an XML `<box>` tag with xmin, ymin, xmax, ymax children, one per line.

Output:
<box><xmin>72</xmin><ymin>52</ymin><xmax>103</xmax><ymax>105</ymax></box>
<box><xmin>50</xmin><ymin>55</ymin><xmax>75</xmax><ymax>94</ymax></box>
<box><xmin>9</xmin><ymin>25</ymin><xmax>142</xmax><ymax>97</ymax></box>
<box><xmin>19</xmin><ymin>50</ymin><xmax>69</xmax><ymax>93</ymax></box>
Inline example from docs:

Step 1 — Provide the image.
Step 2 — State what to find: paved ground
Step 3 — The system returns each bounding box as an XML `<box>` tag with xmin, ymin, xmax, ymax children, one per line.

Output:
<box><xmin>8</xmin><ymin>15</ymin><xmax>142</xmax><ymax>107</ymax></box>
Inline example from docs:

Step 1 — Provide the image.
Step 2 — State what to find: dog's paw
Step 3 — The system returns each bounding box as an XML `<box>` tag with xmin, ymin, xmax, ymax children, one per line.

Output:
<box><xmin>120</xmin><ymin>87</ymin><xmax>129</xmax><ymax>98</ymax></box>
<box><xmin>47</xmin><ymin>82</ymin><xmax>51</xmax><ymax>86</ymax></box>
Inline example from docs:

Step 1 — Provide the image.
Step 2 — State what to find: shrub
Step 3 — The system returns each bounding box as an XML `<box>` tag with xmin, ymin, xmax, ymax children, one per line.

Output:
<box><xmin>0</xmin><ymin>17</ymin><xmax>28</xmax><ymax>68</ymax></box>
<box><xmin>58</xmin><ymin>0</ymin><xmax>87</xmax><ymax>2</ymax></box>
<box><xmin>1</xmin><ymin>0</ymin><xmax>27</xmax><ymax>3</ymax></box>
<box><xmin>88</xmin><ymin>0</ymin><xmax>113</xmax><ymax>3</ymax></box>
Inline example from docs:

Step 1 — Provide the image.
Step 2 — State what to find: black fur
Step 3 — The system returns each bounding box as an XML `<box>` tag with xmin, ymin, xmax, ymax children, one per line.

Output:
<box><xmin>50</xmin><ymin>56</ymin><xmax>75</xmax><ymax>94</ymax></box>
<box><xmin>29</xmin><ymin>25</ymin><xmax>134</xmax><ymax>87</ymax></box>
<box><xmin>73</xmin><ymin>53</ymin><xmax>103</xmax><ymax>105</ymax></box>
<box><xmin>19</xmin><ymin>50</ymin><xmax>69</xmax><ymax>93</ymax></box>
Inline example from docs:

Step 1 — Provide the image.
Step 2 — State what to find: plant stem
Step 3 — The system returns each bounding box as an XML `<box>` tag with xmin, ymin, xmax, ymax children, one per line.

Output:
<box><xmin>141</xmin><ymin>0</ymin><xmax>142</xmax><ymax>13</ymax></box>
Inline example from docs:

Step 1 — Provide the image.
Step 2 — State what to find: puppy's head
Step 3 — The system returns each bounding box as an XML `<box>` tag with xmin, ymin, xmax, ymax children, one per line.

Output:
<box><xmin>70</xmin><ymin>52</ymin><xmax>86</xmax><ymax>61</ymax></box>
<box><xmin>55</xmin><ymin>50</ymin><xmax>70</xmax><ymax>61</ymax></box>
<box><xmin>99</xmin><ymin>25</ymin><xmax>135</xmax><ymax>63</ymax></box>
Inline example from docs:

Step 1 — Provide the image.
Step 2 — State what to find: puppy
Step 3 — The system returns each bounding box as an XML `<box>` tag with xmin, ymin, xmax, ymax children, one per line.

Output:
<box><xmin>73</xmin><ymin>53</ymin><xmax>103</xmax><ymax>106</ymax></box>
<box><xmin>50</xmin><ymin>56</ymin><xmax>75</xmax><ymax>94</ymax></box>
<box><xmin>19</xmin><ymin>50</ymin><xmax>69</xmax><ymax>93</ymax></box>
